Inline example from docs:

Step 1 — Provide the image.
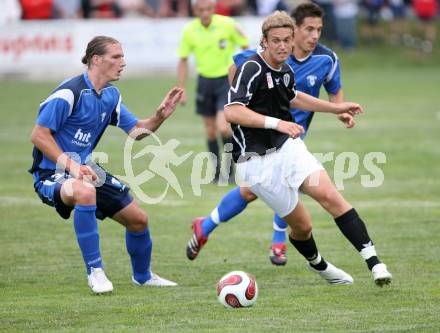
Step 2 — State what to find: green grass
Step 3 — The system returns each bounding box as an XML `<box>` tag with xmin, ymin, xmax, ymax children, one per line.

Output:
<box><xmin>1</xmin><ymin>55</ymin><xmax>440</xmax><ymax>332</ymax></box>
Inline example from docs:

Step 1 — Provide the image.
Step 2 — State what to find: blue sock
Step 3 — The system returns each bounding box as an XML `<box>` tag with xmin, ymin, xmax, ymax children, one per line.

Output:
<box><xmin>201</xmin><ymin>187</ymin><xmax>249</xmax><ymax>237</ymax></box>
<box><xmin>126</xmin><ymin>228</ymin><xmax>152</xmax><ymax>284</ymax></box>
<box><xmin>272</xmin><ymin>214</ymin><xmax>288</xmax><ymax>244</ymax></box>
<box><xmin>73</xmin><ymin>204</ymin><xmax>102</xmax><ymax>274</ymax></box>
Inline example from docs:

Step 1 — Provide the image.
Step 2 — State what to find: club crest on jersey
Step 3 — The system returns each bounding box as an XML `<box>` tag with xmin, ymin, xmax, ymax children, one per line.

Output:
<box><xmin>307</xmin><ymin>75</ymin><xmax>317</xmax><ymax>87</ymax></box>
<box><xmin>266</xmin><ymin>72</ymin><xmax>274</xmax><ymax>89</ymax></box>
<box><xmin>283</xmin><ymin>74</ymin><xmax>290</xmax><ymax>87</ymax></box>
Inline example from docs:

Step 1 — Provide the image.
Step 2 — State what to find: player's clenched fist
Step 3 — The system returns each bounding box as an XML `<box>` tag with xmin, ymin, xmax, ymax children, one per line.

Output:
<box><xmin>336</xmin><ymin>102</ymin><xmax>363</xmax><ymax>116</ymax></box>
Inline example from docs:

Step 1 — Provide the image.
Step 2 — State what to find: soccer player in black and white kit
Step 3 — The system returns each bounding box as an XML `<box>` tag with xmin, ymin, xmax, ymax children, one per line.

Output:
<box><xmin>188</xmin><ymin>11</ymin><xmax>392</xmax><ymax>286</ymax></box>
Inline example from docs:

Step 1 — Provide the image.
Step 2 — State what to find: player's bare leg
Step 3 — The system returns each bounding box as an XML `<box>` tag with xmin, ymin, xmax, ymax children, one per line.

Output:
<box><xmin>203</xmin><ymin>116</ymin><xmax>221</xmax><ymax>182</ymax></box>
<box><xmin>216</xmin><ymin>110</ymin><xmax>235</xmax><ymax>183</ymax></box>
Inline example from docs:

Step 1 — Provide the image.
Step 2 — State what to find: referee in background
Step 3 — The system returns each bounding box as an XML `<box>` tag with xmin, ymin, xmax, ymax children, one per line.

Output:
<box><xmin>177</xmin><ymin>0</ymin><xmax>248</xmax><ymax>183</ymax></box>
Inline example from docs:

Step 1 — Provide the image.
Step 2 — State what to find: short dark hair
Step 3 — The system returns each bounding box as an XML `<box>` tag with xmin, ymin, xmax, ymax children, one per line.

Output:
<box><xmin>291</xmin><ymin>3</ymin><xmax>323</xmax><ymax>26</ymax></box>
<box><xmin>81</xmin><ymin>36</ymin><xmax>120</xmax><ymax>67</ymax></box>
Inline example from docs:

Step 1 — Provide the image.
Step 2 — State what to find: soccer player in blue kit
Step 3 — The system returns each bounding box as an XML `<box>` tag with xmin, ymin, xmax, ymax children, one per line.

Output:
<box><xmin>186</xmin><ymin>7</ymin><xmax>392</xmax><ymax>286</ymax></box>
<box><xmin>29</xmin><ymin>36</ymin><xmax>183</xmax><ymax>294</ymax></box>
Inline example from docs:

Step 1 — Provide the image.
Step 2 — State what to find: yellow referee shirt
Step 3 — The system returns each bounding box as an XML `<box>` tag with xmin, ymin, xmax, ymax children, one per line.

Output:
<box><xmin>178</xmin><ymin>14</ymin><xmax>248</xmax><ymax>78</ymax></box>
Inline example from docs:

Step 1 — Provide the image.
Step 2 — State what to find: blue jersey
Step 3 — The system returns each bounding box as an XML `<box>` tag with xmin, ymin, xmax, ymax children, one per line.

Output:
<box><xmin>29</xmin><ymin>72</ymin><xmax>138</xmax><ymax>181</ymax></box>
<box><xmin>233</xmin><ymin>44</ymin><xmax>342</xmax><ymax>138</ymax></box>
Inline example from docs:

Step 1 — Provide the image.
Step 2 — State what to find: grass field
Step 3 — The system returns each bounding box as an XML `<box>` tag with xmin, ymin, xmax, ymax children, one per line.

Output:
<box><xmin>1</xmin><ymin>51</ymin><xmax>440</xmax><ymax>332</ymax></box>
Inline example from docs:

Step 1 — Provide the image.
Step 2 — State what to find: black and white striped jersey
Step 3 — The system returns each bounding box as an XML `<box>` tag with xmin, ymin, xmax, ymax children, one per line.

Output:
<box><xmin>226</xmin><ymin>52</ymin><xmax>297</xmax><ymax>163</ymax></box>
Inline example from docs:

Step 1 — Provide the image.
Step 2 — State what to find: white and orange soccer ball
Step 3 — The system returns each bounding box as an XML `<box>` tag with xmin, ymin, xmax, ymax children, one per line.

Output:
<box><xmin>216</xmin><ymin>271</ymin><xmax>258</xmax><ymax>308</ymax></box>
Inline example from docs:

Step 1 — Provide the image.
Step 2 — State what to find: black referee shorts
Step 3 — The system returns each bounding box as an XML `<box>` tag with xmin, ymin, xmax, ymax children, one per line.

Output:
<box><xmin>195</xmin><ymin>75</ymin><xmax>229</xmax><ymax>117</ymax></box>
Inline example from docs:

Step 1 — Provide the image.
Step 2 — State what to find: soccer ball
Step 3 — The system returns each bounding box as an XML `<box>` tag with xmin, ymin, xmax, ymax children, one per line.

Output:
<box><xmin>216</xmin><ymin>271</ymin><xmax>258</xmax><ymax>308</ymax></box>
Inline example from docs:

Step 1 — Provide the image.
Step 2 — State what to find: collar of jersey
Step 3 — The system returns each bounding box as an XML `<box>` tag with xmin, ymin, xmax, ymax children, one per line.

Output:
<box><xmin>82</xmin><ymin>72</ymin><xmax>98</xmax><ymax>94</ymax></box>
<box><xmin>257</xmin><ymin>51</ymin><xmax>283</xmax><ymax>72</ymax></box>
<box><xmin>290</xmin><ymin>52</ymin><xmax>312</xmax><ymax>64</ymax></box>
<box><xmin>195</xmin><ymin>14</ymin><xmax>219</xmax><ymax>30</ymax></box>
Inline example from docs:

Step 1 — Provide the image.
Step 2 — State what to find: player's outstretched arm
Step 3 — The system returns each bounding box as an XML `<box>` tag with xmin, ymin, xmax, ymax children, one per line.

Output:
<box><xmin>130</xmin><ymin>87</ymin><xmax>183</xmax><ymax>140</ymax></box>
<box><xmin>224</xmin><ymin>104</ymin><xmax>304</xmax><ymax>139</ymax></box>
<box><xmin>292</xmin><ymin>91</ymin><xmax>363</xmax><ymax>116</ymax></box>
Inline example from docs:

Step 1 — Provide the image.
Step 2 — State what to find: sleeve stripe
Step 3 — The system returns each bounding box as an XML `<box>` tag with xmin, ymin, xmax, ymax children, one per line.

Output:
<box><xmin>40</xmin><ymin>89</ymin><xmax>74</xmax><ymax>116</ymax></box>
<box><xmin>115</xmin><ymin>95</ymin><xmax>122</xmax><ymax>126</ymax></box>
<box><xmin>326</xmin><ymin>52</ymin><xmax>338</xmax><ymax>83</ymax></box>
<box><xmin>228</xmin><ymin>60</ymin><xmax>261</xmax><ymax>103</ymax></box>
<box><xmin>225</xmin><ymin>101</ymin><xmax>247</xmax><ymax>107</ymax></box>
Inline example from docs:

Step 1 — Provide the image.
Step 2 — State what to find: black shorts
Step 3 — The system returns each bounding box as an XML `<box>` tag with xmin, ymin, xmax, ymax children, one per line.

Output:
<box><xmin>34</xmin><ymin>168</ymin><xmax>133</xmax><ymax>220</ymax></box>
<box><xmin>195</xmin><ymin>75</ymin><xmax>229</xmax><ymax>117</ymax></box>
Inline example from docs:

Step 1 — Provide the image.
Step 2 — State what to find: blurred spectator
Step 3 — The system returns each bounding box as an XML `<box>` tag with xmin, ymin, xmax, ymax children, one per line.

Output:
<box><xmin>362</xmin><ymin>0</ymin><xmax>384</xmax><ymax>23</ymax></box>
<box><xmin>334</xmin><ymin>0</ymin><xmax>358</xmax><ymax>50</ymax></box>
<box><xmin>312</xmin><ymin>0</ymin><xmax>338</xmax><ymax>42</ymax></box>
<box><xmin>117</xmin><ymin>0</ymin><xmax>155</xmax><ymax>16</ymax></box>
<box><xmin>360</xmin><ymin>0</ymin><xmax>386</xmax><ymax>42</ymax></box>
<box><xmin>137</xmin><ymin>0</ymin><xmax>162</xmax><ymax>16</ymax></box>
<box><xmin>53</xmin><ymin>0</ymin><xmax>82</xmax><ymax>18</ymax></box>
<box><xmin>1</xmin><ymin>0</ymin><xmax>22</xmax><ymax>24</ymax></box>
<box><xmin>20</xmin><ymin>0</ymin><xmax>53</xmax><ymax>19</ymax></box>
<box><xmin>253</xmin><ymin>0</ymin><xmax>289</xmax><ymax>16</ymax></box>
<box><xmin>158</xmin><ymin>0</ymin><xmax>189</xmax><ymax>17</ymax></box>
<box><xmin>387</xmin><ymin>0</ymin><xmax>409</xmax><ymax>44</ymax></box>
<box><xmin>82</xmin><ymin>0</ymin><xmax>123</xmax><ymax>18</ymax></box>
<box><xmin>412</xmin><ymin>0</ymin><xmax>438</xmax><ymax>52</ymax></box>
<box><xmin>215</xmin><ymin>0</ymin><xmax>246</xmax><ymax>16</ymax></box>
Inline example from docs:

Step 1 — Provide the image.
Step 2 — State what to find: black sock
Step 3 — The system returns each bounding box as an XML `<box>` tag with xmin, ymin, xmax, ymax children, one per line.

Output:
<box><xmin>207</xmin><ymin>139</ymin><xmax>220</xmax><ymax>178</ymax></box>
<box><xmin>222</xmin><ymin>136</ymin><xmax>234</xmax><ymax>180</ymax></box>
<box><xmin>289</xmin><ymin>234</ymin><xmax>328</xmax><ymax>271</ymax></box>
<box><xmin>335</xmin><ymin>208</ymin><xmax>380</xmax><ymax>270</ymax></box>
<box><xmin>365</xmin><ymin>257</ymin><xmax>380</xmax><ymax>271</ymax></box>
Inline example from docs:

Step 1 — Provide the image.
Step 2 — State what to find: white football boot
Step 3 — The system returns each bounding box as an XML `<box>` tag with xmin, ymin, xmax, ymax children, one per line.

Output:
<box><xmin>88</xmin><ymin>267</ymin><xmax>114</xmax><ymax>294</ymax></box>
<box><xmin>132</xmin><ymin>273</ymin><xmax>177</xmax><ymax>287</ymax></box>
<box><xmin>309</xmin><ymin>262</ymin><xmax>354</xmax><ymax>285</ymax></box>
<box><xmin>372</xmin><ymin>263</ymin><xmax>392</xmax><ymax>286</ymax></box>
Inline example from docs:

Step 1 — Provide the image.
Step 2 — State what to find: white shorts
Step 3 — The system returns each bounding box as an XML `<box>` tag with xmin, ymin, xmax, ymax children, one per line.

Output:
<box><xmin>236</xmin><ymin>138</ymin><xmax>324</xmax><ymax>217</ymax></box>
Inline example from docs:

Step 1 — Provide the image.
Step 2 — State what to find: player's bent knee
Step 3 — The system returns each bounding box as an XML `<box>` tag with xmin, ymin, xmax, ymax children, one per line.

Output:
<box><xmin>72</xmin><ymin>181</ymin><xmax>96</xmax><ymax>205</ymax></box>
<box><xmin>128</xmin><ymin>210</ymin><xmax>149</xmax><ymax>232</ymax></box>
<box><xmin>206</xmin><ymin>131</ymin><xmax>217</xmax><ymax>141</ymax></box>
<box><xmin>291</xmin><ymin>223</ymin><xmax>312</xmax><ymax>238</ymax></box>
<box><xmin>240</xmin><ymin>188</ymin><xmax>257</xmax><ymax>202</ymax></box>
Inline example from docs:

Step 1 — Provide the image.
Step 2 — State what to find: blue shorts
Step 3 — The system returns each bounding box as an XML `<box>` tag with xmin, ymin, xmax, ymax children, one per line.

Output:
<box><xmin>33</xmin><ymin>168</ymin><xmax>133</xmax><ymax>220</ymax></box>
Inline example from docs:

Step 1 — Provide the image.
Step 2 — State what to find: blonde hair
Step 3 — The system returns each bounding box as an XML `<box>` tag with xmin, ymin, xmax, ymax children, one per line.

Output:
<box><xmin>261</xmin><ymin>11</ymin><xmax>295</xmax><ymax>39</ymax></box>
